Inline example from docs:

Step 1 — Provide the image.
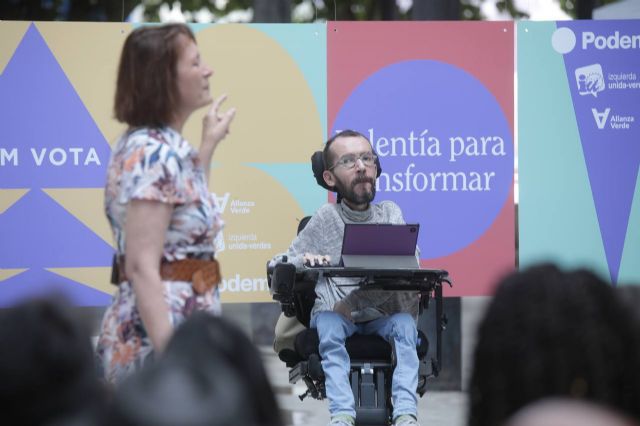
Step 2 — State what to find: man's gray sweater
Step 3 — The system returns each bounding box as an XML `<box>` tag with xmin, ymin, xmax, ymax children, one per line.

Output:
<box><xmin>271</xmin><ymin>200</ymin><xmax>419</xmax><ymax>323</ymax></box>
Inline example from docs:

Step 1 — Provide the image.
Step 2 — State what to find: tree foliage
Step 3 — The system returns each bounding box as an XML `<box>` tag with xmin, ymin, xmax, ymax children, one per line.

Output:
<box><xmin>0</xmin><ymin>0</ymin><xmax>624</xmax><ymax>22</ymax></box>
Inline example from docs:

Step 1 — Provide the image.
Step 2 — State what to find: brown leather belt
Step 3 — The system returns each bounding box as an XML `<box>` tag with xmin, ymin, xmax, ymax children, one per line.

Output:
<box><xmin>114</xmin><ymin>256</ymin><xmax>221</xmax><ymax>295</ymax></box>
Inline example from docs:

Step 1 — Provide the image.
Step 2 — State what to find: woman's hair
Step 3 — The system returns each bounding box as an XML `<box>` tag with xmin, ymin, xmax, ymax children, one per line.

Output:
<box><xmin>468</xmin><ymin>264</ymin><xmax>640</xmax><ymax>426</ymax></box>
<box><xmin>114</xmin><ymin>23</ymin><xmax>195</xmax><ymax>128</ymax></box>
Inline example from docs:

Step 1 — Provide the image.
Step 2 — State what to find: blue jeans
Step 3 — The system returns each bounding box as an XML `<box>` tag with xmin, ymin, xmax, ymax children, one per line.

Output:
<box><xmin>310</xmin><ymin>311</ymin><xmax>419</xmax><ymax>419</ymax></box>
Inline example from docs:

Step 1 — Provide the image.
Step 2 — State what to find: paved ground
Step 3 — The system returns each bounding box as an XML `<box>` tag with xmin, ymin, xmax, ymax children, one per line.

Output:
<box><xmin>262</xmin><ymin>347</ymin><xmax>468</xmax><ymax>426</ymax></box>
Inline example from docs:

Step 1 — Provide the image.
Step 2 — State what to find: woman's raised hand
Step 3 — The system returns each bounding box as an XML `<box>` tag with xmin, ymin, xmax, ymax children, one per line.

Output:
<box><xmin>201</xmin><ymin>94</ymin><xmax>236</xmax><ymax>153</ymax></box>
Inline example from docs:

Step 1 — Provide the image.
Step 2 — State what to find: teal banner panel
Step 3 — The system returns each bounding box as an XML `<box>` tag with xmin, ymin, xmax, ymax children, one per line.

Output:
<box><xmin>518</xmin><ymin>21</ymin><xmax>640</xmax><ymax>285</ymax></box>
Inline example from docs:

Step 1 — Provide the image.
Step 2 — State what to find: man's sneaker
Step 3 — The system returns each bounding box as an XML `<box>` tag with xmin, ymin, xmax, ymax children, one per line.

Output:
<box><xmin>394</xmin><ymin>414</ymin><xmax>421</xmax><ymax>426</ymax></box>
<box><xmin>328</xmin><ymin>414</ymin><xmax>355</xmax><ymax>426</ymax></box>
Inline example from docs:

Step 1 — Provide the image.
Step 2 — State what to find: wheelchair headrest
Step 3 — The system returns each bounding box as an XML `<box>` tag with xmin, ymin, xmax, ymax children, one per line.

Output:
<box><xmin>297</xmin><ymin>216</ymin><xmax>312</xmax><ymax>235</ymax></box>
<box><xmin>311</xmin><ymin>149</ymin><xmax>382</xmax><ymax>193</ymax></box>
<box><xmin>311</xmin><ymin>151</ymin><xmax>333</xmax><ymax>192</ymax></box>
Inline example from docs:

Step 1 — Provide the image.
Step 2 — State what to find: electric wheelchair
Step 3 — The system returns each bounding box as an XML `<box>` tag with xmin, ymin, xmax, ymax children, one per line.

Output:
<box><xmin>266</xmin><ymin>151</ymin><xmax>452</xmax><ymax>426</ymax></box>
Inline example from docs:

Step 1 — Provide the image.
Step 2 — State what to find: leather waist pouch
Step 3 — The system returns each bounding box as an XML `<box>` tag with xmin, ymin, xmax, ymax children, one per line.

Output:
<box><xmin>113</xmin><ymin>257</ymin><xmax>221</xmax><ymax>295</ymax></box>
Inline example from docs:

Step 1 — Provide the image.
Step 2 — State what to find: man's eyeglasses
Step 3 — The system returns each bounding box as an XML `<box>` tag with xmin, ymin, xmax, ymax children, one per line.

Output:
<box><xmin>328</xmin><ymin>153</ymin><xmax>377</xmax><ymax>171</ymax></box>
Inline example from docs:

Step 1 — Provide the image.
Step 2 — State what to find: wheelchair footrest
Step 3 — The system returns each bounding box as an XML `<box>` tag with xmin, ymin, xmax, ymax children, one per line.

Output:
<box><xmin>355</xmin><ymin>408</ymin><xmax>389</xmax><ymax>426</ymax></box>
<box><xmin>352</xmin><ymin>362</ymin><xmax>391</xmax><ymax>426</ymax></box>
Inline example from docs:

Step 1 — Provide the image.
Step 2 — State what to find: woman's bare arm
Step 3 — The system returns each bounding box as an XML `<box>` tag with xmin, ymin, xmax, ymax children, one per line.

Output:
<box><xmin>124</xmin><ymin>199</ymin><xmax>174</xmax><ymax>352</ymax></box>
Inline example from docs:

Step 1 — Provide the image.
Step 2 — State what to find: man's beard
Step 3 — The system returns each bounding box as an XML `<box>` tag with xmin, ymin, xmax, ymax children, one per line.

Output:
<box><xmin>334</xmin><ymin>174</ymin><xmax>376</xmax><ymax>205</ymax></box>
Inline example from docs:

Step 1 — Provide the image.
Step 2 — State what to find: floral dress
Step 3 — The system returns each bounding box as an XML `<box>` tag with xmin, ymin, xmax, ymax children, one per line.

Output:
<box><xmin>96</xmin><ymin>126</ymin><xmax>224</xmax><ymax>384</ymax></box>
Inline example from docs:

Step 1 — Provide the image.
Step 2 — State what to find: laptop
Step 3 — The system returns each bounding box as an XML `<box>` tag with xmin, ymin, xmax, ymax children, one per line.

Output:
<box><xmin>340</xmin><ymin>223</ymin><xmax>420</xmax><ymax>269</ymax></box>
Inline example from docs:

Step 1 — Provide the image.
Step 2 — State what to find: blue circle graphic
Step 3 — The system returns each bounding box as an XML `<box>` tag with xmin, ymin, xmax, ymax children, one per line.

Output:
<box><xmin>333</xmin><ymin>60</ymin><xmax>513</xmax><ymax>258</ymax></box>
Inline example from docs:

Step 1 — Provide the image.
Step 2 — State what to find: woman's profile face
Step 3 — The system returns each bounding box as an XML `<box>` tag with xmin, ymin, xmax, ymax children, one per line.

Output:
<box><xmin>175</xmin><ymin>34</ymin><xmax>213</xmax><ymax>117</ymax></box>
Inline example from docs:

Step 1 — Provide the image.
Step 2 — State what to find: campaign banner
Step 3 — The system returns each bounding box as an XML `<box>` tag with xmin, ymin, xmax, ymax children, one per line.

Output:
<box><xmin>518</xmin><ymin>20</ymin><xmax>640</xmax><ymax>285</ymax></box>
<box><xmin>0</xmin><ymin>22</ymin><xmax>326</xmax><ymax>305</ymax></box>
<box><xmin>328</xmin><ymin>22</ymin><xmax>515</xmax><ymax>296</ymax></box>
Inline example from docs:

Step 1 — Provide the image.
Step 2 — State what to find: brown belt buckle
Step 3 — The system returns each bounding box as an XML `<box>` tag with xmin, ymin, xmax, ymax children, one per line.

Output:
<box><xmin>192</xmin><ymin>260</ymin><xmax>221</xmax><ymax>295</ymax></box>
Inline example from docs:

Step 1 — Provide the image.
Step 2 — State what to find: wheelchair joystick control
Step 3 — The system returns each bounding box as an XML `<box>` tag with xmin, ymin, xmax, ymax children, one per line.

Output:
<box><xmin>271</xmin><ymin>260</ymin><xmax>297</xmax><ymax>317</ymax></box>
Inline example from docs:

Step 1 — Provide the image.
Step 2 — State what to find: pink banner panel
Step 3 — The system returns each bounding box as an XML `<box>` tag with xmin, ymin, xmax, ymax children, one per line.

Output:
<box><xmin>328</xmin><ymin>22</ymin><xmax>515</xmax><ymax>296</ymax></box>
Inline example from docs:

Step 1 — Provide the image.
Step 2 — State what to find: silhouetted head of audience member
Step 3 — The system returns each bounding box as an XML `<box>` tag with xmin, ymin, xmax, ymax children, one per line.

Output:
<box><xmin>504</xmin><ymin>398</ymin><xmax>639</xmax><ymax>426</ymax></box>
<box><xmin>165</xmin><ymin>312</ymin><xmax>284</xmax><ymax>426</ymax></box>
<box><xmin>108</xmin><ymin>312</ymin><xmax>283</xmax><ymax>426</ymax></box>
<box><xmin>0</xmin><ymin>297</ymin><xmax>104</xmax><ymax>425</ymax></box>
<box><xmin>468</xmin><ymin>264</ymin><xmax>640</xmax><ymax>426</ymax></box>
<box><xmin>616</xmin><ymin>285</ymin><xmax>640</xmax><ymax>326</ymax></box>
<box><xmin>107</xmin><ymin>353</ymin><xmax>246</xmax><ymax>426</ymax></box>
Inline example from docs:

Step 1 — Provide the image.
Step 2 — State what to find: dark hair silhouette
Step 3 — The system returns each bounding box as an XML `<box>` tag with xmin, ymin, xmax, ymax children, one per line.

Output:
<box><xmin>107</xmin><ymin>354</ymin><xmax>246</xmax><ymax>426</ymax></box>
<box><xmin>616</xmin><ymin>285</ymin><xmax>640</xmax><ymax>327</ymax></box>
<box><xmin>108</xmin><ymin>312</ymin><xmax>283</xmax><ymax>426</ymax></box>
<box><xmin>166</xmin><ymin>312</ymin><xmax>284</xmax><ymax>426</ymax></box>
<box><xmin>0</xmin><ymin>297</ymin><xmax>105</xmax><ymax>425</ymax></box>
<box><xmin>468</xmin><ymin>264</ymin><xmax>640</xmax><ymax>426</ymax></box>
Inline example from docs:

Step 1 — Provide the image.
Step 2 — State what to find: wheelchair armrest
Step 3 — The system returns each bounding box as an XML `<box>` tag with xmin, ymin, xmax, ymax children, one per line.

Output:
<box><xmin>268</xmin><ymin>260</ymin><xmax>298</xmax><ymax>317</ymax></box>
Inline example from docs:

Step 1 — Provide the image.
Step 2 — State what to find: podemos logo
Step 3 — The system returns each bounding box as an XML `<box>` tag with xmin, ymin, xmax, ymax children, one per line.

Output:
<box><xmin>552</xmin><ymin>27</ymin><xmax>640</xmax><ymax>54</ymax></box>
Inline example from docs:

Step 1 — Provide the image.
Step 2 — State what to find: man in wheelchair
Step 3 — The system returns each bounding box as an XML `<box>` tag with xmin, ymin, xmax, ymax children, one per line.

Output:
<box><xmin>269</xmin><ymin>130</ymin><xmax>440</xmax><ymax>426</ymax></box>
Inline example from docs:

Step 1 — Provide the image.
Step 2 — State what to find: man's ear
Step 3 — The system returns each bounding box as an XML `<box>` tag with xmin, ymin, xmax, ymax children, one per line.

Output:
<box><xmin>323</xmin><ymin>170</ymin><xmax>335</xmax><ymax>188</ymax></box>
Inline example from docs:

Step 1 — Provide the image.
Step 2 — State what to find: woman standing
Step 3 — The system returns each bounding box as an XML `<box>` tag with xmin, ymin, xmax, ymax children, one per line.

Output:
<box><xmin>96</xmin><ymin>23</ymin><xmax>235</xmax><ymax>384</ymax></box>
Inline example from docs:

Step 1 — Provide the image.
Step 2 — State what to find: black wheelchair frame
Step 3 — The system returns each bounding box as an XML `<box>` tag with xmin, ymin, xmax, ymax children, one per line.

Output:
<box><xmin>268</xmin><ymin>260</ymin><xmax>451</xmax><ymax>426</ymax></box>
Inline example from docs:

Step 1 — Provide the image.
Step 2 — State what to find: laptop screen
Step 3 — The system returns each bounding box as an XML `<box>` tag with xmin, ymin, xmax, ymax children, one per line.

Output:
<box><xmin>341</xmin><ymin>223</ymin><xmax>420</xmax><ymax>256</ymax></box>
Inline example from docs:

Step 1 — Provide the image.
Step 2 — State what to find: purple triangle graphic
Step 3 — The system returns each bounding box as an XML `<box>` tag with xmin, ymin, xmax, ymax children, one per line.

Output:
<box><xmin>0</xmin><ymin>268</ymin><xmax>111</xmax><ymax>307</ymax></box>
<box><xmin>559</xmin><ymin>21</ymin><xmax>640</xmax><ymax>284</ymax></box>
<box><xmin>0</xmin><ymin>23</ymin><xmax>110</xmax><ymax>188</ymax></box>
<box><xmin>0</xmin><ymin>189</ymin><xmax>114</xmax><ymax>268</ymax></box>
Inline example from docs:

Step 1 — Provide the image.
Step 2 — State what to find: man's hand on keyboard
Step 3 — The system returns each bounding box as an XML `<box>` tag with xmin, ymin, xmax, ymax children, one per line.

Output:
<box><xmin>303</xmin><ymin>253</ymin><xmax>331</xmax><ymax>267</ymax></box>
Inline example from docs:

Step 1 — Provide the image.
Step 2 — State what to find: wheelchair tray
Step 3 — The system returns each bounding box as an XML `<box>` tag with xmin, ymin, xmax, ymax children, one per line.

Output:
<box><xmin>297</xmin><ymin>267</ymin><xmax>448</xmax><ymax>292</ymax></box>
